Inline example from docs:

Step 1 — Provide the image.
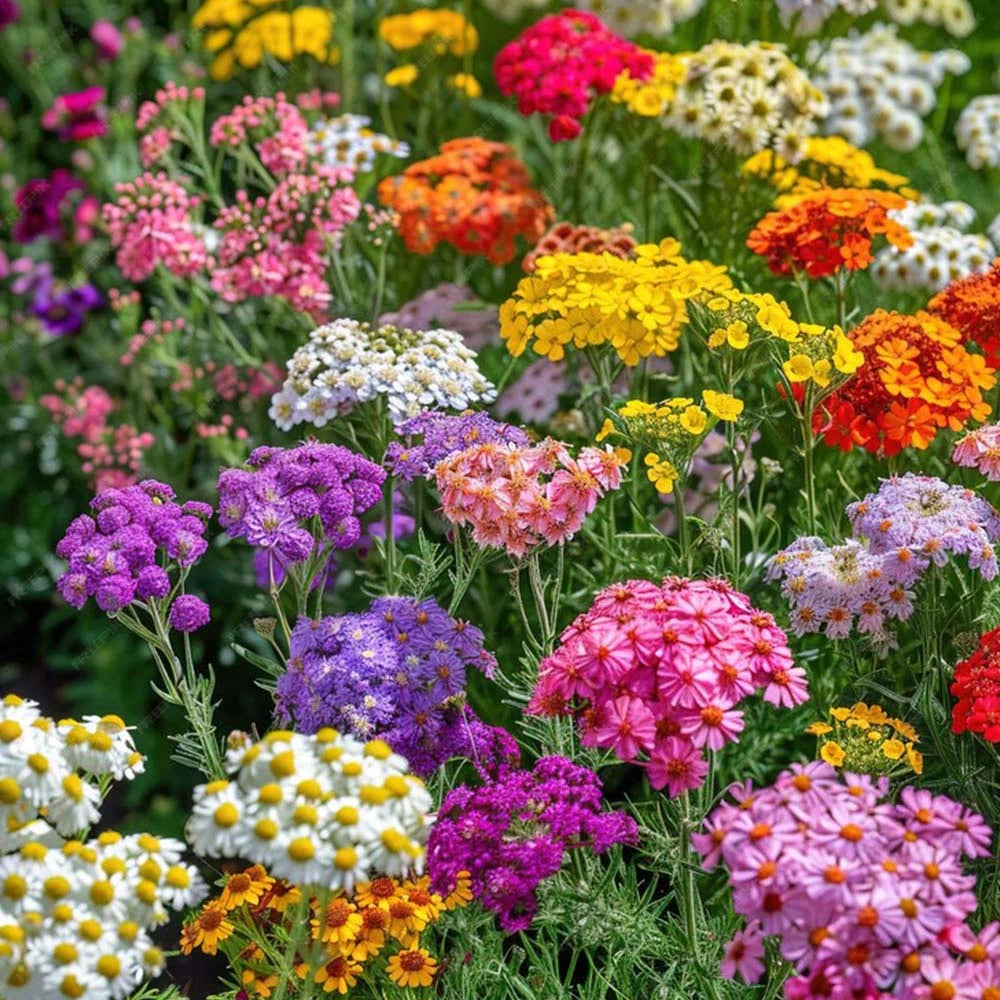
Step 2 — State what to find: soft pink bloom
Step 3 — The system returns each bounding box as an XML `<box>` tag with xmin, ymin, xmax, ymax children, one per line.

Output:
<box><xmin>720</xmin><ymin>922</ymin><xmax>766</xmax><ymax>982</ymax></box>
<box><xmin>679</xmin><ymin>704</ymin><xmax>744</xmax><ymax>750</ymax></box>
<box><xmin>91</xmin><ymin>19</ymin><xmax>123</xmax><ymax>60</ymax></box>
<box><xmin>593</xmin><ymin>695</ymin><xmax>656</xmax><ymax>761</ymax></box>
<box><xmin>646</xmin><ymin>737</ymin><xmax>708</xmax><ymax>796</ymax></box>
<box><xmin>953</xmin><ymin>423</ymin><xmax>1000</xmax><ymax>481</ymax></box>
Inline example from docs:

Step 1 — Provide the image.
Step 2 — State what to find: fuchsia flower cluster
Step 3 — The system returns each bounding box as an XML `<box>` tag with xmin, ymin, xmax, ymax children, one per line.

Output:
<box><xmin>529</xmin><ymin>577</ymin><xmax>807</xmax><ymax>795</ymax></box>
<box><xmin>494</xmin><ymin>10</ymin><xmax>653</xmax><ymax>141</ymax></box>
<box><xmin>434</xmin><ymin>438</ymin><xmax>627</xmax><ymax>558</ymax></box>
<box><xmin>697</xmin><ymin>762</ymin><xmax>997</xmax><ymax>999</ymax></box>
<box><xmin>41</xmin><ymin>86</ymin><xmax>107</xmax><ymax>141</ymax></box>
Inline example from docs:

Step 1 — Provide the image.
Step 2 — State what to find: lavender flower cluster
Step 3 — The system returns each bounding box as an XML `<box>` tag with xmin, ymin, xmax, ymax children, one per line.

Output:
<box><xmin>385</xmin><ymin>410</ymin><xmax>530</xmax><ymax>482</ymax></box>
<box><xmin>217</xmin><ymin>442</ymin><xmax>386</xmax><ymax>570</ymax></box>
<box><xmin>427</xmin><ymin>756</ymin><xmax>639</xmax><ymax>932</ymax></box>
<box><xmin>275</xmin><ymin>595</ymin><xmax>497</xmax><ymax>774</ymax></box>
<box><xmin>56</xmin><ymin>479</ymin><xmax>212</xmax><ymax>621</ymax></box>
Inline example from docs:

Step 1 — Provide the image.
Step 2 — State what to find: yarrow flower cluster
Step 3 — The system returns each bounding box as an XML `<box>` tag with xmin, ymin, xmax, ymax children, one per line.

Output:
<box><xmin>747</xmin><ymin>188</ymin><xmax>913</xmax><ymax>278</ymax></box>
<box><xmin>434</xmin><ymin>438</ymin><xmax>628</xmax><ymax>558</ymax></box>
<box><xmin>56</xmin><ymin>479</ymin><xmax>212</xmax><ymax>617</ymax></box>
<box><xmin>500</xmin><ymin>239</ymin><xmax>734</xmax><ymax>365</ymax></box>
<box><xmin>929</xmin><ymin>259</ymin><xmax>1000</xmax><ymax>367</ymax></box>
<box><xmin>775</xmin><ymin>0</ymin><xmax>974</xmax><ymax>34</ymax></box>
<box><xmin>697</xmin><ymin>763</ymin><xmax>993</xmax><ymax>997</ymax></box>
<box><xmin>217</xmin><ymin>442</ymin><xmax>386</xmax><ymax>571</ymax></box>
<box><xmin>815</xmin><ymin>309</ymin><xmax>994</xmax><ymax>456</ymax></box>
<box><xmin>951</xmin><ymin>628</ymin><xmax>1000</xmax><ymax>744</ymax></box>
<box><xmin>377</xmin><ymin>8</ymin><xmax>477</xmax><ymax>56</ymax></box>
<box><xmin>276</xmin><ymin>596</ymin><xmax>497</xmax><ymax>774</ymax></box>
<box><xmin>271</xmin><ymin>319</ymin><xmax>496</xmax><ymax>431</ymax></box>
<box><xmin>522</xmin><ymin>220</ymin><xmax>637</xmax><ymax>273</ymax></box>
<box><xmin>493</xmin><ymin>10</ymin><xmax>654</xmax><ymax>142</ymax></box>
<box><xmin>956</xmin><ymin>94</ymin><xmax>1000</xmax><ymax>170</ymax></box>
<box><xmin>530</xmin><ymin>577</ymin><xmax>807</xmax><ymax>795</ymax></box>
<box><xmin>186</xmin><ymin>730</ymin><xmax>433</xmax><ymax>891</ymax></box>
<box><xmin>385</xmin><ymin>411</ymin><xmax>530</xmax><ymax>483</ymax></box>
<box><xmin>806</xmin><ymin>701</ymin><xmax>923</xmax><ymax>775</ymax></box>
<box><xmin>309</xmin><ymin>113</ymin><xmax>409</xmax><ymax>172</ymax></box>
<box><xmin>377</xmin><ymin>138</ymin><xmax>552</xmax><ymax>264</ymax></box>
<box><xmin>808</xmin><ymin>24</ymin><xmax>970</xmax><ymax>151</ymax></box>
<box><xmin>953</xmin><ymin>423</ymin><xmax>1000</xmax><ymax>481</ymax></box>
<box><xmin>427</xmin><ymin>756</ymin><xmax>638</xmax><ymax>932</ymax></box>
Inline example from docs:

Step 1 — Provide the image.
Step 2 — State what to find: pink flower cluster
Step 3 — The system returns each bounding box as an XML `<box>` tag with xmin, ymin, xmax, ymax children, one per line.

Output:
<box><xmin>121</xmin><ymin>316</ymin><xmax>185</xmax><ymax>366</ymax></box>
<box><xmin>529</xmin><ymin>577</ymin><xmax>807</xmax><ymax>796</ymax></box>
<box><xmin>41</xmin><ymin>87</ymin><xmax>107</xmax><ymax>141</ymax></box>
<box><xmin>102</xmin><ymin>172</ymin><xmax>208</xmax><ymax>282</ymax></box>
<box><xmin>697</xmin><ymin>762</ymin><xmax>997</xmax><ymax>999</ymax></box>
<box><xmin>209</xmin><ymin>93</ymin><xmax>309</xmax><ymax>175</ymax></box>
<box><xmin>953</xmin><ymin>423</ymin><xmax>1000</xmax><ymax>481</ymax></box>
<box><xmin>41</xmin><ymin>379</ymin><xmax>154</xmax><ymax>490</ymax></box>
<box><xmin>494</xmin><ymin>10</ymin><xmax>653</xmax><ymax>141</ymax></box>
<box><xmin>136</xmin><ymin>81</ymin><xmax>205</xmax><ymax>168</ymax></box>
<box><xmin>434</xmin><ymin>438</ymin><xmax>627</xmax><ymax>557</ymax></box>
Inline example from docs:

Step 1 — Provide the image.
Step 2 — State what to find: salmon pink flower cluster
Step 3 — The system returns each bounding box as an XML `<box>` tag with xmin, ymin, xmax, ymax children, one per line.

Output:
<box><xmin>493</xmin><ymin>10</ymin><xmax>654</xmax><ymax>141</ymax></box>
<box><xmin>953</xmin><ymin>423</ymin><xmax>1000</xmax><ymax>480</ymax></box>
<box><xmin>696</xmin><ymin>762</ymin><xmax>993</xmax><ymax>997</ymax></box>
<box><xmin>529</xmin><ymin>577</ymin><xmax>807</xmax><ymax>795</ymax></box>
<box><xmin>434</xmin><ymin>438</ymin><xmax>628</xmax><ymax>558</ymax></box>
<box><xmin>951</xmin><ymin>627</ymin><xmax>1000</xmax><ymax>743</ymax></box>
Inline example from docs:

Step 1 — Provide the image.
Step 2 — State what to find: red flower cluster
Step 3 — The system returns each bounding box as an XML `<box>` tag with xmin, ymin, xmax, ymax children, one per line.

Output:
<box><xmin>952</xmin><ymin>627</ymin><xmax>1000</xmax><ymax>743</ymax></box>
<box><xmin>522</xmin><ymin>220</ymin><xmax>637</xmax><ymax>272</ymax></box>
<box><xmin>494</xmin><ymin>10</ymin><xmax>653</xmax><ymax>142</ymax></box>
<box><xmin>746</xmin><ymin>188</ymin><xmax>913</xmax><ymax>278</ymax></box>
<box><xmin>929</xmin><ymin>259</ymin><xmax>1000</xmax><ymax>367</ymax></box>
<box><xmin>378</xmin><ymin>138</ymin><xmax>552</xmax><ymax>264</ymax></box>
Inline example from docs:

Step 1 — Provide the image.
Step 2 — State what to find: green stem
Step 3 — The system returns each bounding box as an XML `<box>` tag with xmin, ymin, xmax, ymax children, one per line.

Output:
<box><xmin>800</xmin><ymin>397</ymin><xmax>818</xmax><ymax>536</ymax></box>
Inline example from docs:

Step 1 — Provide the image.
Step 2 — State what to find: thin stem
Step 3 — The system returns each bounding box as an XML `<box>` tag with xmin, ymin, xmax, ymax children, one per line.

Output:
<box><xmin>800</xmin><ymin>392</ymin><xmax>818</xmax><ymax>535</ymax></box>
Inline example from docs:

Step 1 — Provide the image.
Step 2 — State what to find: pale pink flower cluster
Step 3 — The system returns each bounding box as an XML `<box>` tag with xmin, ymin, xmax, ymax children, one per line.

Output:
<box><xmin>121</xmin><ymin>316</ymin><xmax>185</xmax><ymax>365</ymax></box>
<box><xmin>135</xmin><ymin>82</ymin><xmax>205</xmax><ymax>167</ymax></box>
<box><xmin>953</xmin><ymin>423</ymin><xmax>1000</xmax><ymax>480</ymax></box>
<box><xmin>209</xmin><ymin>93</ymin><xmax>310</xmax><ymax>175</ymax></box>
<box><xmin>434</xmin><ymin>438</ymin><xmax>628</xmax><ymax>557</ymax></box>
<box><xmin>530</xmin><ymin>577</ymin><xmax>807</xmax><ymax>796</ymax></box>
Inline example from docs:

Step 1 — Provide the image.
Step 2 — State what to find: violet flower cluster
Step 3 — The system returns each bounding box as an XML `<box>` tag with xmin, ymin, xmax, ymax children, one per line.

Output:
<box><xmin>427</xmin><ymin>756</ymin><xmax>638</xmax><ymax>932</ymax></box>
<box><xmin>216</xmin><ymin>442</ymin><xmax>385</xmax><ymax>576</ymax></box>
<box><xmin>385</xmin><ymin>410</ymin><xmax>530</xmax><ymax>483</ymax></box>
<box><xmin>56</xmin><ymin>479</ymin><xmax>212</xmax><ymax>626</ymax></box>
<box><xmin>275</xmin><ymin>595</ymin><xmax>497</xmax><ymax>775</ymax></box>
<box><xmin>696</xmin><ymin>761</ymin><xmax>995</xmax><ymax>998</ymax></box>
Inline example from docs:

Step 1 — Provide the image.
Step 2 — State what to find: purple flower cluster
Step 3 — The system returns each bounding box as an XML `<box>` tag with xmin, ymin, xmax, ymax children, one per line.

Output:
<box><xmin>56</xmin><ymin>479</ymin><xmax>212</xmax><ymax>616</ymax></box>
<box><xmin>275</xmin><ymin>595</ymin><xmax>497</xmax><ymax>774</ymax></box>
<box><xmin>385</xmin><ymin>410</ymin><xmax>530</xmax><ymax>482</ymax></box>
<box><xmin>696</xmin><ymin>762</ymin><xmax>994</xmax><ymax>998</ymax></box>
<box><xmin>217</xmin><ymin>442</ymin><xmax>386</xmax><ymax>572</ymax></box>
<box><xmin>427</xmin><ymin>756</ymin><xmax>639</xmax><ymax>932</ymax></box>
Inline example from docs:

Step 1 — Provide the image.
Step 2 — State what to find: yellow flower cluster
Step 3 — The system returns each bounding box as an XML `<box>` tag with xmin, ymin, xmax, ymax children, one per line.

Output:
<box><xmin>192</xmin><ymin>0</ymin><xmax>337</xmax><ymax>80</ymax></box>
<box><xmin>611</xmin><ymin>50</ymin><xmax>687</xmax><ymax>117</ymax></box>
<box><xmin>598</xmin><ymin>392</ymin><xmax>743</xmax><ymax>494</ymax></box>
<box><xmin>744</xmin><ymin>137</ymin><xmax>918</xmax><ymax>210</ymax></box>
<box><xmin>500</xmin><ymin>240</ymin><xmax>734</xmax><ymax>365</ymax></box>
<box><xmin>807</xmin><ymin>702</ymin><xmax>923</xmax><ymax>776</ymax></box>
<box><xmin>378</xmin><ymin>9</ymin><xmax>478</xmax><ymax>56</ymax></box>
<box><xmin>385</xmin><ymin>66</ymin><xmax>482</xmax><ymax>99</ymax></box>
<box><xmin>699</xmin><ymin>290</ymin><xmax>864</xmax><ymax>389</ymax></box>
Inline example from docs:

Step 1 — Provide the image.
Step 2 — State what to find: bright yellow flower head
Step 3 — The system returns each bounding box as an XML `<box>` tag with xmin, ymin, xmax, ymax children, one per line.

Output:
<box><xmin>783</xmin><ymin>354</ymin><xmax>815</xmax><ymax>383</ymax></box>
<box><xmin>378</xmin><ymin>9</ymin><xmax>477</xmax><ymax>56</ymax></box>
<box><xmin>701</xmin><ymin>390</ymin><xmax>744</xmax><ymax>421</ymax></box>
<box><xmin>644</xmin><ymin>453</ymin><xmax>677</xmax><ymax>494</ymax></box>
<box><xmin>385</xmin><ymin>63</ymin><xmax>419</xmax><ymax>87</ymax></box>
<box><xmin>448</xmin><ymin>73</ymin><xmax>482</xmax><ymax>99</ymax></box>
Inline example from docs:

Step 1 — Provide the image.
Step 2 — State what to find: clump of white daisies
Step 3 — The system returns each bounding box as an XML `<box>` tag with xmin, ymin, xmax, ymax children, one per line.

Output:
<box><xmin>955</xmin><ymin>94</ymin><xmax>1000</xmax><ymax>171</ymax></box>
<box><xmin>0</xmin><ymin>694</ymin><xmax>206</xmax><ymax>1000</ymax></box>
<box><xmin>308</xmin><ymin>113</ymin><xmax>410</xmax><ymax>173</ymax></box>
<box><xmin>776</xmin><ymin>0</ymin><xmax>973</xmax><ymax>35</ymax></box>
<box><xmin>269</xmin><ymin>318</ymin><xmax>497</xmax><ymax>430</ymax></box>
<box><xmin>808</xmin><ymin>23</ymin><xmax>970</xmax><ymax>151</ymax></box>
<box><xmin>575</xmin><ymin>0</ymin><xmax>704</xmax><ymax>37</ymax></box>
<box><xmin>186</xmin><ymin>730</ymin><xmax>433</xmax><ymax>891</ymax></box>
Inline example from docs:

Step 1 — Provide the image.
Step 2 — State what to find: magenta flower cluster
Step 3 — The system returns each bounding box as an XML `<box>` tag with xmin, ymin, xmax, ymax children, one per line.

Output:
<box><xmin>696</xmin><ymin>761</ymin><xmax>995</xmax><ymax>999</ymax></box>
<box><xmin>529</xmin><ymin>577</ymin><xmax>807</xmax><ymax>796</ymax></box>
<box><xmin>427</xmin><ymin>756</ymin><xmax>638</xmax><ymax>932</ymax></box>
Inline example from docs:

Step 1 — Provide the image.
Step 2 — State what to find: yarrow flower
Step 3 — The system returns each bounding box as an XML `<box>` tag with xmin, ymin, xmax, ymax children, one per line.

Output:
<box><xmin>955</xmin><ymin>93</ymin><xmax>1000</xmax><ymax>170</ymax></box>
<box><xmin>377</xmin><ymin>138</ymin><xmax>552</xmax><ymax>264</ymax></box>
<box><xmin>270</xmin><ymin>318</ymin><xmax>497</xmax><ymax>429</ymax></box>
<box><xmin>952</xmin><ymin>423</ymin><xmax>1000</xmax><ymax>481</ymax></box>
<box><xmin>815</xmin><ymin>309</ymin><xmax>994</xmax><ymax>456</ymax></box>
<box><xmin>493</xmin><ymin>10</ymin><xmax>654</xmax><ymax>142</ymax></box>
<box><xmin>530</xmin><ymin>577</ymin><xmax>807</xmax><ymax>795</ymax></box>
<box><xmin>186</xmin><ymin>730</ymin><xmax>433</xmax><ymax>891</ymax></box>
<box><xmin>951</xmin><ymin>627</ymin><xmax>1000</xmax><ymax>743</ymax></box>
<box><xmin>275</xmin><ymin>596</ymin><xmax>498</xmax><ymax>774</ymax></box>
<box><xmin>427</xmin><ymin>756</ymin><xmax>638</xmax><ymax>932</ymax></box>
<box><xmin>696</xmin><ymin>763</ymin><xmax>992</xmax><ymax>996</ymax></box>
<box><xmin>573</xmin><ymin>0</ymin><xmax>704</xmax><ymax>38</ymax></box>
<box><xmin>929</xmin><ymin>260</ymin><xmax>1000</xmax><ymax>367</ymax></box>
<box><xmin>805</xmin><ymin>701</ymin><xmax>922</xmax><ymax>775</ymax></box>
<box><xmin>434</xmin><ymin>438</ymin><xmax>628</xmax><ymax>558</ymax></box>
<box><xmin>309</xmin><ymin>113</ymin><xmax>409</xmax><ymax>173</ymax></box>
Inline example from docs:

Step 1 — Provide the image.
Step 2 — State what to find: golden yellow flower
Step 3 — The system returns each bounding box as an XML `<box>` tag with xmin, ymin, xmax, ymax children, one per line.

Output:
<box><xmin>783</xmin><ymin>354</ymin><xmax>815</xmax><ymax>383</ymax></box>
<box><xmin>644</xmin><ymin>453</ymin><xmax>677</xmax><ymax>494</ymax></box>
<box><xmin>881</xmin><ymin>739</ymin><xmax>905</xmax><ymax>761</ymax></box>
<box><xmin>680</xmin><ymin>406</ymin><xmax>708</xmax><ymax>435</ymax></box>
<box><xmin>385</xmin><ymin>63</ymin><xmax>419</xmax><ymax>87</ymax></box>
<box><xmin>448</xmin><ymin>73</ymin><xmax>482</xmax><ymax>99</ymax></box>
<box><xmin>820</xmin><ymin>741</ymin><xmax>846</xmax><ymax>767</ymax></box>
<box><xmin>701</xmin><ymin>390</ymin><xmax>744</xmax><ymax>421</ymax></box>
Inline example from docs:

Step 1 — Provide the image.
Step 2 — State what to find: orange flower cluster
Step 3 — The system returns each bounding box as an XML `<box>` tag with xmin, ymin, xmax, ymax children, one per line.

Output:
<box><xmin>522</xmin><ymin>220</ymin><xmax>637</xmax><ymax>272</ymax></box>
<box><xmin>746</xmin><ymin>188</ymin><xmax>913</xmax><ymax>278</ymax></box>
<box><xmin>378</xmin><ymin>137</ymin><xmax>553</xmax><ymax>264</ymax></box>
<box><xmin>929</xmin><ymin>259</ymin><xmax>1000</xmax><ymax>367</ymax></box>
<box><xmin>815</xmin><ymin>309</ymin><xmax>994</xmax><ymax>456</ymax></box>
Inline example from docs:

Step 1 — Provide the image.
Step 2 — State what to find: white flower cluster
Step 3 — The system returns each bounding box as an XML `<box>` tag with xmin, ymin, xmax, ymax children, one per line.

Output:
<box><xmin>871</xmin><ymin>200</ymin><xmax>994</xmax><ymax>292</ymax></box>
<box><xmin>186</xmin><ymin>730</ymin><xmax>433</xmax><ymax>891</ymax></box>
<box><xmin>775</xmin><ymin>0</ymin><xmax>875</xmax><ymax>34</ymax></box>
<box><xmin>309</xmin><ymin>114</ymin><xmax>410</xmax><ymax>173</ymax></box>
<box><xmin>0</xmin><ymin>832</ymin><xmax>205</xmax><ymax>1000</ymax></box>
<box><xmin>477</xmin><ymin>0</ymin><xmax>549</xmax><ymax>20</ymax></box>
<box><xmin>270</xmin><ymin>318</ymin><xmax>497</xmax><ymax>429</ymax></box>
<box><xmin>664</xmin><ymin>41</ymin><xmax>828</xmax><ymax>157</ymax></box>
<box><xmin>955</xmin><ymin>95</ymin><xmax>1000</xmax><ymax>170</ymax></box>
<box><xmin>576</xmin><ymin>0</ymin><xmax>704</xmax><ymax>37</ymax></box>
<box><xmin>0</xmin><ymin>695</ymin><xmax>145</xmax><ymax>852</ymax></box>
<box><xmin>808</xmin><ymin>23</ymin><xmax>970</xmax><ymax>151</ymax></box>
<box><xmin>775</xmin><ymin>0</ymin><xmax>972</xmax><ymax>35</ymax></box>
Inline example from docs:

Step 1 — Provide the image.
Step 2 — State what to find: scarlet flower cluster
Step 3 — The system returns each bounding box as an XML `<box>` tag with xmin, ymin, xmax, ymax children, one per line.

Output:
<box><xmin>493</xmin><ymin>10</ymin><xmax>654</xmax><ymax>141</ymax></box>
<box><xmin>434</xmin><ymin>438</ymin><xmax>628</xmax><ymax>558</ymax></box>
<box><xmin>952</xmin><ymin>627</ymin><xmax>1000</xmax><ymax>743</ymax></box>
<box><xmin>378</xmin><ymin>138</ymin><xmax>552</xmax><ymax>264</ymax></box>
<box><xmin>929</xmin><ymin>259</ymin><xmax>1000</xmax><ymax>367</ymax></box>
<box><xmin>522</xmin><ymin>220</ymin><xmax>637</xmax><ymax>273</ymax></box>
<box><xmin>815</xmin><ymin>309</ymin><xmax>994</xmax><ymax>456</ymax></box>
<box><xmin>529</xmin><ymin>577</ymin><xmax>807</xmax><ymax>796</ymax></box>
<box><xmin>746</xmin><ymin>188</ymin><xmax>913</xmax><ymax>278</ymax></box>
